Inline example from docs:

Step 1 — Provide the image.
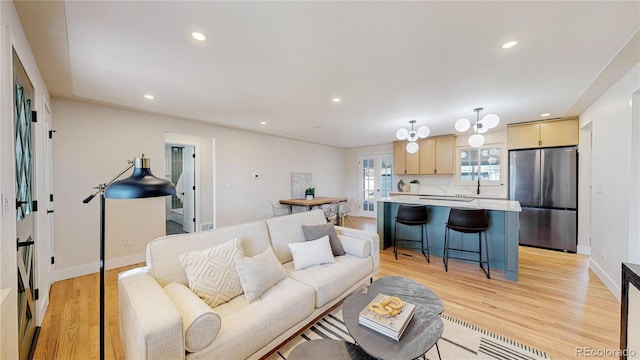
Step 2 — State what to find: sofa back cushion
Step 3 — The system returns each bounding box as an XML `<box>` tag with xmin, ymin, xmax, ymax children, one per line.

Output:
<box><xmin>264</xmin><ymin>209</ymin><xmax>327</xmax><ymax>263</ymax></box>
<box><xmin>147</xmin><ymin>221</ymin><xmax>271</xmax><ymax>287</ymax></box>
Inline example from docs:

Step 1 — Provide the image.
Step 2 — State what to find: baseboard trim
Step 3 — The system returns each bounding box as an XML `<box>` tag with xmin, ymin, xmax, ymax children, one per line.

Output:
<box><xmin>577</xmin><ymin>245</ymin><xmax>591</xmax><ymax>255</ymax></box>
<box><xmin>52</xmin><ymin>253</ymin><xmax>146</xmax><ymax>282</ymax></box>
<box><xmin>589</xmin><ymin>258</ymin><xmax>621</xmax><ymax>302</ymax></box>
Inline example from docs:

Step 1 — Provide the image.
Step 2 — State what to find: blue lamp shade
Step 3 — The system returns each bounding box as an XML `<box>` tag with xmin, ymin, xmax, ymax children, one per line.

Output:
<box><xmin>105</xmin><ymin>156</ymin><xmax>176</xmax><ymax>199</ymax></box>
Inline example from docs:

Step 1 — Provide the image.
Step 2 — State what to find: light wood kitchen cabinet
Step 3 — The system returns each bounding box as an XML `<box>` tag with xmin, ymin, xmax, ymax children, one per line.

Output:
<box><xmin>393</xmin><ymin>141</ymin><xmax>420</xmax><ymax>174</ymax></box>
<box><xmin>507</xmin><ymin>117</ymin><xmax>578</xmax><ymax>150</ymax></box>
<box><xmin>419</xmin><ymin>135</ymin><xmax>456</xmax><ymax>174</ymax></box>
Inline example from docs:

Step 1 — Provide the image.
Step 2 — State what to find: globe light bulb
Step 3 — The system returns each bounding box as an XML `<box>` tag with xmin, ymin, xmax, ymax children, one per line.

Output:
<box><xmin>396</xmin><ymin>128</ymin><xmax>408</xmax><ymax>140</ymax></box>
<box><xmin>406</xmin><ymin>141</ymin><xmax>419</xmax><ymax>154</ymax></box>
<box><xmin>468</xmin><ymin>134</ymin><xmax>485</xmax><ymax>148</ymax></box>
<box><xmin>455</xmin><ymin>118</ymin><xmax>470</xmax><ymax>132</ymax></box>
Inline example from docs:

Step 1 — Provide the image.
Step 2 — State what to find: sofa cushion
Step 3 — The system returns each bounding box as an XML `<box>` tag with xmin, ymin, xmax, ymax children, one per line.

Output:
<box><xmin>164</xmin><ymin>282</ymin><xmax>221</xmax><ymax>352</ymax></box>
<box><xmin>338</xmin><ymin>235</ymin><xmax>371</xmax><ymax>258</ymax></box>
<box><xmin>264</xmin><ymin>210</ymin><xmax>327</xmax><ymax>263</ymax></box>
<box><xmin>284</xmin><ymin>255</ymin><xmax>374</xmax><ymax>308</ymax></box>
<box><xmin>147</xmin><ymin>220</ymin><xmax>271</xmax><ymax>287</ymax></box>
<box><xmin>302</xmin><ymin>223</ymin><xmax>345</xmax><ymax>256</ymax></box>
<box><xmin>235</xmin><ymin>246</ymin><xmax>288</xmax><ymax>302</ymax></box>
<box><xmin>189</xmin><ymin>277</ymin><xmax>315</xmax><ymax>360</ymax></box>
<box><xmin>288</xmin><ymin>236</ymin><xmax>335</xmax><ymax>270</ymax></box>
<box><xmin>179</xmin><ymin>238</ymin><xmax>244</xmax><ymax>308</ymax></box>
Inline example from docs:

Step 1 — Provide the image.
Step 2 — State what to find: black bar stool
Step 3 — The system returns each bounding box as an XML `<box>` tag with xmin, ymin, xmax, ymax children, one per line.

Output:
<box><xmin>394</xmin><ymin>205</ymin><xmax>430</xmax><ymax>262</ymax></box>
<box><xmin>443</xmin><ymin>208</ymin><xmax>490</xmax><ymax>278</ymax></box>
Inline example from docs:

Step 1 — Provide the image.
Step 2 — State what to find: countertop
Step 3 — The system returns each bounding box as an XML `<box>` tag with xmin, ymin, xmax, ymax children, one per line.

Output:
<box><xmin>379</xmin><ymin>195</ymin><xmax>522</xmax><ymax>212</ymax></box>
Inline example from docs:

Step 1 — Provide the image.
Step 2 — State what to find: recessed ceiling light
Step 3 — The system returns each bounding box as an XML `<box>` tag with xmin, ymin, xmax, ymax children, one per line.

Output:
<box><xmin>541</xmin><ymin>113</ymin><xmax>551</xmax><ymax>117</ymax></box>
<box><xmin>332</xmin><ymin>98</ymin><xmax>341</xmax><ymax>102</ymax></box>
<box><xmin>144</xmin><ymin>94</ymin><xmax>155</xmax><ymax>100</ymax></box>
<box><xmin>502</xmin><ymin>40</ymin><xmax>518</xmax><ymax>49</ymax></box>
<box><xmin>191</xmin><ymin>32</ymin><xmax>207</xmax><ymax>41</ymax></box>
<box><xmin>260</xmin><ymin>121</ymin><xmax>267</xmax><ymax>125</ymax></box>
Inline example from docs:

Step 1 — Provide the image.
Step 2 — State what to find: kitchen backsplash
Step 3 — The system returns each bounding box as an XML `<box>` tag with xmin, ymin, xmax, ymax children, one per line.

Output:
<box><xmin>394</xmin><ymin>175</ymin><xmax>507</xmax><ymax>198</ymax></box>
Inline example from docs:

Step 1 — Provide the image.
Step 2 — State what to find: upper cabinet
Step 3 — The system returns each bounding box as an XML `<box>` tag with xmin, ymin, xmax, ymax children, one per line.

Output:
<box><xmin>419</xmin><ymin>136</ymin><xmax>456</xmax><ymax>175</ymax></box>
<box><xmin>393</xmin><ymin>135</ymin><xmax>456</xmax><ymax>175</ymax></box>
<box><xmin>507</xmin><ymin>117</ymin><xmax>579</xmax><ymax>150</ymax></box>
<box><xmin>393</xmin><ymin>141</ymin><xmax>420</xmax><ymax>174</ymax></box>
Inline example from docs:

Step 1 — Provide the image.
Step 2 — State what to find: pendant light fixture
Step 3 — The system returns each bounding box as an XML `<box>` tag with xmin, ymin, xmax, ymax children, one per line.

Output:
<box><xmin>396</xmin><ymin>120</ymin><xmax>430</xmax><ymax>154</ymax></box>
<box><xmin>454</xmin><ymin>108</ymin><xmax>500</xmax><ymax>148</ymax></box>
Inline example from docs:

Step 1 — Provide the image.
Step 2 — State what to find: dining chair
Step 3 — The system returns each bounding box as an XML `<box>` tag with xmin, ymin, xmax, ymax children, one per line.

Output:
<box><xmin>269</xmin><ymin>201</ymin><xmax>291</xmax><ymax>217</ymax></box>
<box><xmin>338</xmin><ymin>197</ymin><xmax>355</xmax><ymax>227</ymax></box>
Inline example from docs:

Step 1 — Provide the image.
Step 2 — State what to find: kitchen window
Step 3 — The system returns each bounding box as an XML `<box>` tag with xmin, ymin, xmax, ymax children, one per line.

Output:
<box><xmin>459</xmin><ymin>146</ymin><xmax>502</xmax><ymax>182</ymax></box>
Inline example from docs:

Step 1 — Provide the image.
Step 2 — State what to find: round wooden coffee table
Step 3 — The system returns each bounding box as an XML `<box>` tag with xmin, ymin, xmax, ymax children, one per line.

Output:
<box><xmin>342</xmin><ymin>276</ymin><xmax>444</xmax><ymax>360</ymax></box>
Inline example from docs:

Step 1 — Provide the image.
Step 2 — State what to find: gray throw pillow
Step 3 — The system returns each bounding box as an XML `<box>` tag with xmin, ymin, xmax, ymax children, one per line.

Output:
<box><xmin>302</xmin><ymin>223</ymin><xmax>345</xmax><ymax>256</ymax></box>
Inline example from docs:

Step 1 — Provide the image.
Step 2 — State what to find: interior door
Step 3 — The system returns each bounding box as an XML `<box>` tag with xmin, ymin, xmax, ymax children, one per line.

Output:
<box><xmin>14</xmin><ymin>51</ymin><xmax>37</xmax><ymax>360</ymax></box>
<box><xmin>182</xmin><ymin>146</ymin><xmax>196</xmax><ymax>232</ymax></box>
<box><xmin>358</xmin><ymin>153</ymin><xmax>393</xmax><ymax>217</ymax></box>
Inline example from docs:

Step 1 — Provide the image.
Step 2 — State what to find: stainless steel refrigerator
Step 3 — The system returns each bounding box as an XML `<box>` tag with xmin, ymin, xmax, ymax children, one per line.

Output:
<box><xmin>509</xmin><ymin>146</ymin><xmax>578</xmax><ymax>252</ymax></box>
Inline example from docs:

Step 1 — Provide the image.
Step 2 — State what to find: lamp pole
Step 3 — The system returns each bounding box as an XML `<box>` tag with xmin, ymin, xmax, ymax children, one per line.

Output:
<box><xmin>83</xmin><ymin>156</ymin><xmax>175</xmax><ymax>360</ymax></box>
<box><xmin>83</xmin><ymin>162</ymin><xmax>135</xmax><ymax>360</ymax></box>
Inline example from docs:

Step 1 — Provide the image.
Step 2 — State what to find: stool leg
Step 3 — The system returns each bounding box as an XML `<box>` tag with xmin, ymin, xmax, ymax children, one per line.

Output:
<box><xmin>484</xmin><ymin>231</ymin><xmax>490</xmax><ymax>279</ymax></box>
<box><xmin>443</xmin><ymin>227</ymin><xmax>449</xmax><ymax>272</ymax></box>
<box><xmin>422</xmin><ymin>223</ymin><xmax>430</xmax><ymax>263</ymax></box>
<box><xmin>394</xmin><ymin>222</ymin><xmax>398</xmax><ymax>260</ymax></box>
<box><xmin>479</xmin><ymin>231</ymin><xmax>490</xmax><ymax>279</ymax></box>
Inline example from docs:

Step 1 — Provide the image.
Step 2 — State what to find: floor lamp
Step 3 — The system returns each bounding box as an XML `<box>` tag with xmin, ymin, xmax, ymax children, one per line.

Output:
<box><xmin>83</xmin><ymin>155</ymin><xmax>175</xmax><ymax>360</ymax></box>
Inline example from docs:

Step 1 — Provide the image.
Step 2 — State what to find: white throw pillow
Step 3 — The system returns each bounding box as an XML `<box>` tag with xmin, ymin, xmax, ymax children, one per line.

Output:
<box><xmin>235</xmin><ymin>246</ymin><xmax>288</xmax><ymax>302</ymax></box>
<box><xmin>288</xmin><ymin>235</ymin><xmax>336</xmax><ymax>271</ymax></box>
<box><xmin>179</xmin><ymin>238</ymin><xmax>245</xmax><ymax>308</ymax></box>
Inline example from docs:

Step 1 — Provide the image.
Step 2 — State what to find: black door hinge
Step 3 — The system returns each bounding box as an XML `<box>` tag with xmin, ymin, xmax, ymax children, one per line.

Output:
<box><xmin>32</xmin><ymin>200</ymin><xmax>38</xmax><ymax>211</ymax></box>
<box><xmin>34</xmin><ymin>288</ymin><xmax>39</xmax><ymax>301</ymax></box>
<box><xmin>48</xmin><ymin>130</ymin><xmax>57</xmax><ymax>139</ymax></box>
<box><xmin>31</xmin><ymin>110</ymin><xmax>37</xmax><ymax>122</ymax></box>
<box><xmin>51</xmin><ymin>256</ymin><xmax>55</xmax><ymax>265</ymax></box>
<box><xmin>193</xmin><ymin>218</ymin><xmax>196</xmax><ymax>223</ymax></box>
<box><xmin>50</xmin><ymin>194</ymin><xmax>54</xmax><ymax>202</ymax></box>
<box><xmin>192</xmin><ymin>186</ymin><xmax>196</xmax><ymax>190</ymax></box>
<box><xmin>192</xmin><ymin>153</ymin><xmax>196</xmax><ymax>158</ymax></box>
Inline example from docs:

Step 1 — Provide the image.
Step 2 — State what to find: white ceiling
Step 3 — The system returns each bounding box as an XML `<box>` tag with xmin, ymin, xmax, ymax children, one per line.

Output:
<box><xmin>14</xmin><ymin>1</ymin><xmax>640</xmax><ymax>148</ymax></box>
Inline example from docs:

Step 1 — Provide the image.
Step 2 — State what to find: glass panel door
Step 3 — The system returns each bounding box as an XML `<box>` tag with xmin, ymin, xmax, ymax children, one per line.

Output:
<box><xmin>14</xmin><ymin>50</ymin><xmax>37</xmax><ymax>360</ymax></box>
<box><xmin>359</xmin><ymin>153</ymin><xmax>393</xmax><ymax>217</ymax></box>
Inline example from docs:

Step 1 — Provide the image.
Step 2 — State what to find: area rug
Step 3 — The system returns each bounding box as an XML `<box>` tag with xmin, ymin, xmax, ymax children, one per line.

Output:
<box><xmin>267</xmin><ymin>307</ymin><xmax>550</xmax><ymax>360</ymax></box>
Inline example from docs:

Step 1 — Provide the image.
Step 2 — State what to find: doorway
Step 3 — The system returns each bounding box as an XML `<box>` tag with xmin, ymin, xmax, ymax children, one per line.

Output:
<box><xmin>358</xmin><ymin>153</ymin><xmax>393</xmax><ymax>217</ymax></box>
<box><xmin>165</xmin><ymin>143</ymin><xmax>197</xmax><ymax>234</ymax></box>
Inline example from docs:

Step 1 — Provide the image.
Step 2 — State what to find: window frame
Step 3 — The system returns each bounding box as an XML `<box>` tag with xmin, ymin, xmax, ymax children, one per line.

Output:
<box><xmin>457</xmin><ymin>144</ymin><xmax>504</xmax><ymax>185</ymax></box>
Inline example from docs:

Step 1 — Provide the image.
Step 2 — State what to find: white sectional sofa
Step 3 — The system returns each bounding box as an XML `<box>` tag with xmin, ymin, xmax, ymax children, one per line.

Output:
<box><xmin>118</xmin><ymin>210</ymin><xmax>379</xmax><ymax>359</ymax></box>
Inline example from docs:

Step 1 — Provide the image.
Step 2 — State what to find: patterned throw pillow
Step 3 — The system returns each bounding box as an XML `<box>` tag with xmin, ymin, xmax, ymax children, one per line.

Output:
<box><xmin>179</xmin><ymin>238</ymin><xmax>245</xmax><ymax>308</ymax></box>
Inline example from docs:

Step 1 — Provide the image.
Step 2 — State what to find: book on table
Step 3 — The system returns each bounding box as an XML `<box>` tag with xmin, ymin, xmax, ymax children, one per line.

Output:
<box><xmin>358</xmin><ymin>293</ymin><xmax>416</xmax><ymax>341</ymax></box>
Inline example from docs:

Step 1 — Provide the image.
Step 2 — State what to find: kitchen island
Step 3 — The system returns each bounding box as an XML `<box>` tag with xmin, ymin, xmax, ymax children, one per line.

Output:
<box><xmin>377</xmin><ymin>195</ymin><xmax>522</xmax><ymax>281</ymax></box>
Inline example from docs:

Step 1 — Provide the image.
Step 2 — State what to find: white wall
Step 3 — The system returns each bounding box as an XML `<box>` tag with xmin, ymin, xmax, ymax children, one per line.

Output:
<box><xmin>580</xmin><ymin>63</ymin><xmax>640</xmax><ymax>300</ymax></box>
<box><xmin>0</xmin><ymin>2</ymin><xmax>52</xmax><ymax>358</ymax></box>
<box><xmin>51</xmin><ymin>98</ymin><xmax>347</xmax><ymax>280</ymax></box>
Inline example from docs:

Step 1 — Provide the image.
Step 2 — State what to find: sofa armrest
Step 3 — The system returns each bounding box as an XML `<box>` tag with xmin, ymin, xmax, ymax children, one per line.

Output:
<box><xmin>118</xmin><ymin>267</ymin><xmax>185</xmax><ymax>360</ymax></box>
<box><xmin>334</xmin><ymin>226</ymin><xmax>380</xmax><ymax>273</ymax></box>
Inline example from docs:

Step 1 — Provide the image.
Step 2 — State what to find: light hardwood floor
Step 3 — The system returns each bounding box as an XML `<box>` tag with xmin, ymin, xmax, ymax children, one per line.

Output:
<box><xmin>34</xmin><ymin>216</ymin><xmax>620</xmax><ymax>359</ymax></box>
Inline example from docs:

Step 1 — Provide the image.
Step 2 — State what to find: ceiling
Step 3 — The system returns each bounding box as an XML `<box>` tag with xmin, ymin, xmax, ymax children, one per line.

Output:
<box><xmin>14</xmin><ymin>1</ymin><xmax>640</xmax><ymax>148</ymax></box>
